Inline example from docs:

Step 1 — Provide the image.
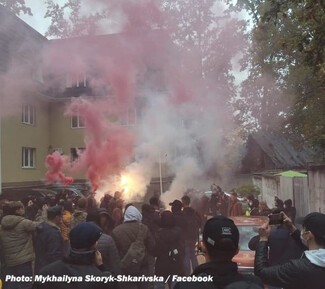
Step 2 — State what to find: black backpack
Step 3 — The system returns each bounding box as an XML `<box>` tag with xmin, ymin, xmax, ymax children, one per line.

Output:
<box><xmin>120</xmin><ymin>223</ymin><xmax>147</xmax><ymax>275</ymax></box>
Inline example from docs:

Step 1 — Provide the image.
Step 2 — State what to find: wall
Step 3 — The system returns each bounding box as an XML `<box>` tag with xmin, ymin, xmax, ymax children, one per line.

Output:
<box><xmin>1</xmin><ymin>99</ymin><xmax>50</xmax><ymax>185</ymax></box>
<box><xmin>308</xmin><ymin>165</ymin><xmax>325</xmax><ymax>213</ymax></box>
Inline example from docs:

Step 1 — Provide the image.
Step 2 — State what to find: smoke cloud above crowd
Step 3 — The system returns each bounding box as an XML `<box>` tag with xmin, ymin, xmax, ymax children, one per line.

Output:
<box><xmin>1</xmin><ymin>0</ymin><xmax>247</xmax><ymax>204</ymax></box>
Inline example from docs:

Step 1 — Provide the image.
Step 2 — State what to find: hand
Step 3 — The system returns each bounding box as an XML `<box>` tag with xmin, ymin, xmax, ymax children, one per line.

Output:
<box><xmin>94</xmin><ymin>250</ymin><xmax>103</xmax><ymax>266</ymax></box>
<box><xmin>258</xmin><ymin>221</ymin><xmax>271</xmax><ymax>241</ymax></box>
<box><xmin>281</xmin><ymin>212</ymin><xmax>297</xmax><ymax>233</ymax></box>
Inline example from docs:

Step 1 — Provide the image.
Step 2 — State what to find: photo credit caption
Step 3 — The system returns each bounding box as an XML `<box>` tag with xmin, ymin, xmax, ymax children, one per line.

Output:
<box><xmin>5</xmin><ymin>275</ymin><xmax>213</xmax><ymax>283</ymax></box>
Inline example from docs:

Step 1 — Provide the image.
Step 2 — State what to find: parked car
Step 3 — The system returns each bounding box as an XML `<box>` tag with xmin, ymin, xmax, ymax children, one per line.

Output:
<box><xmin>230</xmin><ymin>216</ymin><xmax>267</xmax><ymax>273</ymax></box>
<box><xmin>0</xmin><ymin>187</ymin><xmax>57</xmax><ymax>202</ymax></box>
<box><xmin>197</xmin><ymin>216</ymin><xmax>267</xmax><ymax>274</ymax></box>
<box><xmin>46</xmin><ymin>184</ymin><xmax>85</xmax><ymax>200</ymax></box>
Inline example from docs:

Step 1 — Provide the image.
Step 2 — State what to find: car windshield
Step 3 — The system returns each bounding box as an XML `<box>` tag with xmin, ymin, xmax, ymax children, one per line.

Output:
<box><xmin>238</xmin><ymin>225</ymin><xmax>257</xmax><ymax>251</ymax></box>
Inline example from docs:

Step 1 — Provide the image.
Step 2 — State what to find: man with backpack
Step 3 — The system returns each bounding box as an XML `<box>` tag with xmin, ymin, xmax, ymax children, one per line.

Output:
<box><xmin>112</xmin><ymin>205</ymin><xmax>155</xmax><ymax>289</ymax></box>
<box><xmin>174</xmin><ymin>216</ymin><xmax>263</xmax><ymax>289</ymax></box>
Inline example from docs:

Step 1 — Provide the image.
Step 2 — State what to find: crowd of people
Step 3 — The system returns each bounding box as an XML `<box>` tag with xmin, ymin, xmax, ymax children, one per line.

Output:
<box><xmin>0</xmin><ymin>185</ymin><xmax>324</xmax><ymax>289</ymax></box>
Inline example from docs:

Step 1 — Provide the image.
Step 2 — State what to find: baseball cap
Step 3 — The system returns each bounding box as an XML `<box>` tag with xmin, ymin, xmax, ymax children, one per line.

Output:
<box><xmin>69</xmin><ymin>222</ymin><xmax>102</xmax><ymax>250</ymax></box>
<box><xmin>169</xmin><ymin>200</ymin><xmax>183</xmax><ymax>210</ymax></box>
<box><xmin>303</xmin><ymin>212</ymin><xmax>325</xmax><ymax>240</ymax></box>
<box><xmin>47</xmin><ymin>205</ymin><xmax>63</xmax><ymax>219</ymax></box>
<box><xmin>203</xmin><ymin>216</ymin><xmax>239</xmax><ymax>250</ymax></box>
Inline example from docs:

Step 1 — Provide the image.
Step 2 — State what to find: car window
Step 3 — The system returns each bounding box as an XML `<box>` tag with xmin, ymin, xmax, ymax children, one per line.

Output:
<box><xmin>238</xmin><ymin>226</ymin><xmax>257</xmax><ymax>251</ymax></box>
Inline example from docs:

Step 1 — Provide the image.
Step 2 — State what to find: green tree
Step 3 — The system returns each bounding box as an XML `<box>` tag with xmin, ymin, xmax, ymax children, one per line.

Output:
<box><xmin>0</xmin><ymin>0</ymin><xmax>32</xmax><ymax>15</ymax></box>
<box><xmin>163</xmin><ymin>0</ymin><xmax>247</xmax><ymax>103</ymax></box>
<box><xmin>228</xmin><ymin>0</ymin><xmax>325</xmax><ymax>147</ymax></box>
<box><xmin>44</xmin><ymin>0</ymin><xmax>108</xmax><ymax>38</ymax></box>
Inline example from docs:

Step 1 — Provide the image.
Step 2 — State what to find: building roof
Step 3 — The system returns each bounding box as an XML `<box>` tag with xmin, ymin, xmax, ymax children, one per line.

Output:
<box><xmin>275</xmin><ymin>170</ymin><xmax>307</xmax><ymax>178</ymax></box>
<box><xmin>250</xmin><ymin>132</ymin><xmax>315</xmax><ymax>169</ymax></box>
<box><xmin>0</xmin><ymin>5</ymin><xmax>47</xmax><ymax>73</ymax></box>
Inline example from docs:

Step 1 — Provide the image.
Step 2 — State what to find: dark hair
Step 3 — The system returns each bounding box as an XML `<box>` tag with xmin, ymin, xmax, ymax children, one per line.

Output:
<box><xmin>284</xmin><ymin>199</ymin><xmax>292</xmax><ymax>208</ymax></box>
<box><xmin>160</xmin><ymin>210</ymin><xmax>174</xmax><ymax>228</ymax></box>
<box><xmin>77</xmin><ymin>198</ymin><xmax>88</xmax><ymax>210</ymax></box>
<box><xmin>275</xmin><ymin>198</ymin><xmax>284</xmax><ymax>208</ymax></box>
<box><xmin>3</xmin><ymin>201</ymin><xmax>24</xmax><ymax>216</ymax></box>
<box><xmin>86</xmin><ymin>211</ymin><xmax>100</xmax><ymax>226</ymax></box>
<box><xmin>63</xmin><ymin>200</ymin><xmax>73</xmax><ymax>213</ymax></box>
<box><xmin>149</xmin><ymin>196</ymin><xmax>159</xmax><ymax>207</ymax></box>
<box><xmin>142</xmin><ymin>204</ymin><xmax>153</xmax><ymax>215</ymax></box>
<box><xmin>181</xmin><ymin>195</ymin><xmax>191</xmax><ymax>206</ymax></box>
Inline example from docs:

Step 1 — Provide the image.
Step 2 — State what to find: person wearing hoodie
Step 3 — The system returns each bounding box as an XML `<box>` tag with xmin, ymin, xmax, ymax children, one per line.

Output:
<box><xmin>174</xmin><ymin>216</ymin><xmax>263</xmax><ymax>289</ymax></box>
<box><xmin>86</xmin><ymin>210</ymin><xmax>121</xmax><ymax>275</ymax></box>
<box><xmin>112</xmin><ymin>205</ymin><xmax>155</xmax><ymax>289</ymax></box>
<box><xmin>33</xmin><ymin>222</ymin><xmax>118</xmax><ymax>289</ymax></box>
<box><xmin>34</xmin><ymin>206</ymin><xmax>64</xmax><ymax>273</ymax></box>
<box><xmin>254</xmin><ymin>212</ymin><xmax>325</xmax><ymax>289</ymax></box>
<box><xmin>181</xmin><ymin>195</ymin><xmax>201</xmax><ymax>275</ymax></box>
<box><xmin>0</xmin><ymin>201</ymin><xmax>39</xmax><ymax>289</ymax></box>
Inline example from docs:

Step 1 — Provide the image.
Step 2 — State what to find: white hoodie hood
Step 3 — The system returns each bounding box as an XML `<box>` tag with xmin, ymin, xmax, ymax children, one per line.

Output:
<box><xmin>124</xmin><ymin>206</ymin><xmax>142</xmax><ymax>223</ymax></box>
<box><xmin>305</xmin><ymin>249</ymin><xmax>325</xmax><ymax>267</ymax></box>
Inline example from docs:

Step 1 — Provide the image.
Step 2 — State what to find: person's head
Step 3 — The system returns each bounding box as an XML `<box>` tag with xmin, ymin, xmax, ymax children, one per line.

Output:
<box><xmin>300</xmin><ymin>212</ymin><xmax>325</xmax><ymax>249</ymax></box>
<box><xmin>47</xmin><ymin>205</ymin><xmax>63</xmax><ymax>225</ymax></box>
<box><xmin>97</xmin><ymin>208</ymin><xmax>114</xmax><ymax>231</ymax></box>
<box><xmin>275</xmin><ymin>198</ymin><xmax>284</xmax><ymax>209</ymax></box>
<box><xmin>169</xmin><ymin>200</ymin><xmax>183</xmax><ymax>213</ymax></box>
<box><xmin>77</xmin><ymin>197</ymin><xmax>88</xmax><ymax>210</ymax></box>
<box><xmin>181</xmin><ymin>195</ymin><xmax>191</xmax><ymax>207</ymax></box>
<box><xmin>3</xmin><ymin>201</ymin><xmax>25</xmax><ymax>216</ymax></box>
<box><xmin>112</xmin><ymin>207</ymin><xmax>123</xmax><ymax>223</ymax></box>
<box><xmin>123</xmin><ymin>205</ymin><xmax>142</xmax><ymax>223</ymax></box>
<box><xmin>230</xmin><ymin>192</ymin><xmax>238</xmax><ymax>202</ymax></box>
<box><xmin>69</xmin><ymin>222</ymin><xmax>102</xmax><ymax>252</ymax></box>
<box><xmin>160</xmin><ymin>210</ymin><xmax>174</xmax><ymax>228</ymax></box>
<box><xmin>201</xmin><ymin>216</ymin><xmax>239</xmax><ymax>261</ymax></box>
<box><xmin>284</xmin><ymin>199</ymin><xmax>292</xmax><ymax>209</ymax></box>
<box><xmin>142</xmin><ymin>204</ymin><xmax>154</xmax><ymax>217</ymax></box>
<box><xmin>114</xmin><ymin>191</ymin><xmax>122</xmax><ymax>199</ymax></box>
<box><xmin>259</xmin><ymin>201</ymin><xmax>269</xmax><ymax>211</ymax></box>
<box><xmin>63</xmin><ymin>200</ymin><xmax>73</xmax><ymax>213</ymax></box>
<box><xmin>149</xmin><ymin>196</ymin><xmax>159</xmax><ymax>209</ymax></box>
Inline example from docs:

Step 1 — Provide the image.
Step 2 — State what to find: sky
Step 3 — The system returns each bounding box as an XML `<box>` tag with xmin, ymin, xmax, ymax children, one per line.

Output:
<box><xmin>19</xmin><ymin>1</ymin><xmax>61</xmax><ymax>36</ymax></box>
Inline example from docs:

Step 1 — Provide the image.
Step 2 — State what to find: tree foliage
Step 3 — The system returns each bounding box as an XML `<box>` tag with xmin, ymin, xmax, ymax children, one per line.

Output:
<box><xmin>0</xmin><ymin>0</ymin><xmax>32</xmax><ymax>15</ymax></box>
<box><xmin>162</xmin><ymin>0</ymin><xmax>247</xmax><ymax>103</ymax></box>
<box><xmin>228</xmin><ymin>0</ymin><xmax>325</xmax><ymax>147</ymax></box>
<box><xmin>44</xmin><ymin>0</ymin><xmax>108</xmax><ymax>38</ymax></box>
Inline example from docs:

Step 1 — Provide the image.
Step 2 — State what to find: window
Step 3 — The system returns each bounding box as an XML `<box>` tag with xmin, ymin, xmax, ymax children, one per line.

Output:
<box><xmin>70</xmin><ymin>148</ymin><xmax>85</xmax><ymax>161</ymax></box>
<box><xmin>71</xmin><ymin>114</ymin><xmax>85</xmax><ymax>128</ymax></box>
<box><xmin>22</xmin><ymin>147</ymin><xmax>36</xmax><ymax>168</ymax></box>
<box><xmin>66</xmin><ymin>72</ymin><xmax>87</xmax><ymax>88</ymax></box>
<box><xmin>22</xmin><ymin>104</ymin><xmax>36</xmax><ymax>125</ymax></box>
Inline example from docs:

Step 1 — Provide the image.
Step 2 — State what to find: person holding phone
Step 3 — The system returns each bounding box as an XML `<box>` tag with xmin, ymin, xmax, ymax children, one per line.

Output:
<box><xmin>254</xmin><ymin>212</ymin><xmax>325</xmax><ymax>289</ymax></box>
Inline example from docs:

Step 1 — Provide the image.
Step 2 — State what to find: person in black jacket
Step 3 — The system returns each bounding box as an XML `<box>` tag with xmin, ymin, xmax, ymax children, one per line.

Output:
<box><xmin>33</xmin><ymin>222</ymin><xmax>118</xmax><ymax>289</ymax></box>
<box><xmin>254</xmin><ymin>212</ymin><xmax>325</xmax><ymax>289</ymax></box>
<box><xmin>34</xmin><ymin>206</ymin><xmax>64</xmax><ymax>273</ymax></box>
<box><xmin>174</xmin><ymin>216</ymin><xmax>263</xmax><ymax>289</ymax></box>
<box><xmin>154</xmin><ymin>211</ymin><xmax>184</xmax><ymax>289</ymax></box>
<box><xmin>181</xmin><ymin>195</ymin><xmax>201</xmax><ymax>275</ymax></box>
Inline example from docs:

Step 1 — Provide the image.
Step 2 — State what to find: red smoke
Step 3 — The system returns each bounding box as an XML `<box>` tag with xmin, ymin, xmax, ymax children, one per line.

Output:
<box><xmin>45</xmin><ymin>151</ymin><xmax>74</xmax><ymax>186</ymax></box>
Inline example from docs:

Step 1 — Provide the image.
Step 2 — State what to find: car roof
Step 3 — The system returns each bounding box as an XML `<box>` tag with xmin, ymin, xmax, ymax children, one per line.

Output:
<box><xmin>229</xmin><ymin>216</ymin><xmax>267</xmax><ymax>226</ymax></box>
